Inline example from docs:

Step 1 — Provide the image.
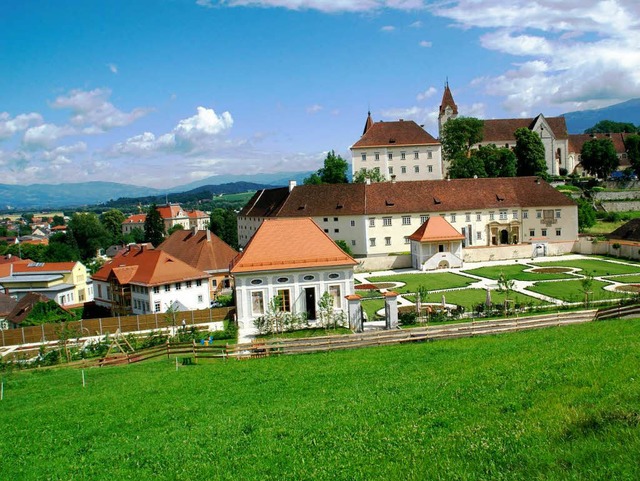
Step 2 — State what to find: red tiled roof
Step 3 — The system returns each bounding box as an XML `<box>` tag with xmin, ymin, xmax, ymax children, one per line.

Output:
<box><xmin>569</xmin><ymin>133</ymin><xmax>631</xmax><ymax>154</ymax></box>
<box><xmin>482</xmin><ymin>116</ymin><xmax>568</xmax><ymax>142</ymax></box>
<box><xmin>242</xmin><ymin>177</ymin><xmax>575</xmax><ymax>219</ymax></box>
<box><xmin>158</xmin><ymin>229</ymin><xmax>237</xmax><ymax>273</ymax></box>
<box><xmin>362</xmin><ymin>111</ymin><xmax>374</xmax><ymax>135</ymax></box>
<box><xmin>230</xmin><ymin>218</ymin><xmax>357</xmax><ymax>274</ymax></box>
<box><xmin>92</xmin><ymin>246</ymin><xmax>209</xmax><ymax>286</ymax></box>
<box><xmin>186</xmin><ymin>210</ymin><xmax>207</xmax><ymax>219</ymax></box>
<box><xmin>157</xmin><ymin>204</ymin><xmax>185</xmax><ymax>220</ymax></box>
<box><xmin>0</xmin><ymin>292</ymin><xmax>17</xmax><ymax>317</ymax></box>
<box><xmin>409</xmin><ymin>216</ymin><xmax>465</xmax><ymax>242</ymax></box>
<box><xmin>123</xmin><ymin>214</ymin><xmax>146</xmax><ymax>224</ymax></box>
<box><xmin>439</xmin><ymin>84</ymin><xmax>458</xmax><ymax>116</ymax></box>
<box><xmin>351</xmin><ymin>119</ymin><xmax>439</xmax><ymax>149</ymax></box>
<box><xmin>12</xmin><ymin>261</ymin><xmax>77</xmax><ymax>273</ymax></box>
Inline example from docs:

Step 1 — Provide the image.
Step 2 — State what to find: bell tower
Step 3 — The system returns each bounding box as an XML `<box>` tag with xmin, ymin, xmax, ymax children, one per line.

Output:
<box><xmin>438</xmin><ymin>80</ymin><xmax>458</xmax><ymax>137</ymax></box>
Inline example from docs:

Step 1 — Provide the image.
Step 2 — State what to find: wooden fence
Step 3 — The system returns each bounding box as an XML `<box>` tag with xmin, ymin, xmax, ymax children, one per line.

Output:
<box><xmin>594</xmin><ymin>304</ymin><xmax>640</xmax><ymax>320</ymax></box>
<box><xmin>0</xmin><ymin>307</ymin><xmax>235</xmax><ymax>347</ymax></box>
<box><xmin>97</xmin><ymin>341</ymin><xmax>227</xmax><ymax>367</ymax></box>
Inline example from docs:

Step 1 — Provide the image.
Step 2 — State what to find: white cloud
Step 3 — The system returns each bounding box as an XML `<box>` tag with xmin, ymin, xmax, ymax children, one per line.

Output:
<box><xmin>416</xmin><ymin>87</ymin><xmax>437</xmax><ymax>101</ymax></box>
<box><xmin>51</xmin><ymin>88</ymin><xmax>150</xmax><ymax>132</ymax></box>
<box><xmin>306</xmin><ymin>104</ymin><xmax>324</xmax><ymax>114</ymax></box>
<box><xmin>409</xmin><ymin>20</ymin><xmax>422</xmax><ymax>28</ymax></box>
<box><xmin>22</xmin><ymin>123</ymin><xmax>77</xmax><ymax>149</ymax></box>
<box><xmin>107</xmin><ymin>63</ymin><xmax>118</xmax><ymax>74</ymax></box>
<box><xmin>418</xmin><ymin>40</ymin><xmax>432</xmax><ymax>47</ymax></box>
<box><xmin>206</xmin><ymin>0</ymin><xmax>428</xmax><ymax>13</ymax></box>
<box><xmin>0</xmin><ymin>112</ymin><xmax>43</xmax><ymax>140</ymax></box>
<box><xmin>431</xmin><ymin>0</ymin><xmax>640</xmax><ymax>113</ymax></box>
<box><xmin>381</xmin><ymin>25</ymin><xmax>395</xmax><ymax>32</ymax></box>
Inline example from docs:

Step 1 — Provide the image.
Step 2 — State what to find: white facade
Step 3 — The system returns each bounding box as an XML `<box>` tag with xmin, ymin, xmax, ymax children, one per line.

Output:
<box><xmin>351</xmin><ymin>145</ymin><xmax>444</xmax><ymax>182</ymax></box>
<box><xmin>234</xmin><ymin>267</ymin><xmax>354</xmax><ymax>328</ymax></box>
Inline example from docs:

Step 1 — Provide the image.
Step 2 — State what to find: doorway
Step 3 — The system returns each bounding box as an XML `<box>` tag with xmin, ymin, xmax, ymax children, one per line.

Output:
<box><xmin>305</xmin><ymin>287</ymin><xmax>316</xmax><ymax>320</ymax></box>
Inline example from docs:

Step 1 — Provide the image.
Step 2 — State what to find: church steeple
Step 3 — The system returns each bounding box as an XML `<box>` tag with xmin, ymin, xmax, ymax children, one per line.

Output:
<box><xmin>438</xmin><ymin>80</ymin><xmax>458</xmax><ymax>137</ymax></box>
<box><xmin>362</xmin><ymin>110</ymin><xmax>373</xmax><ymax>136</ymax></box>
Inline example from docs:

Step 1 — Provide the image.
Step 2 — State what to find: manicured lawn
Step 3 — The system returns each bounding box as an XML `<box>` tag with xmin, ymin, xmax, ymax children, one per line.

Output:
<box><xmin>463</xmin><ymin>264</ymin><xmax>574</xmax><ymax>281</ymax></box>
<box><xmin>405</xmin><ymin>288</ymin><xmax>546</xmax><ymax>311</ymax></box>
<box><xmin>258</xmin><ymin>327</ymin><xmax>352</xmax><ymax>340</ymax></box>
<box><xmin>602</xmin><ymin>274</ymin><xmax>640</xmax><ymax>283</ymax></box>
<box><xmin>2</xmin><ymin>319</ymin><xmax>640</xmax><ymax>480</ymax></box>
<box><xmin>362</xmin><ymin>298</ymin><xmax>385</xmax><ymax>320</ymax></box>
<box><xmin>524</xmin><ymin>279</ymin><xmax>625</xmax><ymax>303</ymax></box>
<box><xmin>533</xmin><ymin>258</ymin><xmax>640</xmax><ymax>277</ymax></box>
<box><xmin>366</xmin><ymin>272</ymin><xmax>475</xmax><ymax>293</ymax></box>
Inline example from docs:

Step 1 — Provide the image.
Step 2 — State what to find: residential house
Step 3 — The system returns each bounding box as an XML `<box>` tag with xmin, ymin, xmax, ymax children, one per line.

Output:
<box><xmin>230</xmin><ymin>218</ymin><xmax>357</xmax><ymax>328</ymax></box>
<box><xmin>92</xmin><ymin>244</ymin><xmax>211</xmax><ymax>316</ymax></box>
<box><xmin>0</xmin><ymin>261</ymin><xmax>93</xmax><ymax>307</ymax></box>
<box><xmin>351</xmin><ymin>115</ymin><xmax>444</xmax><ymax>182</ymax></box>
<box><xmin>158</xmin><ymin>228</ymin><xmax>237</xmax><ymax>301</ymax></box>
<box><xmin>237</xmin><ymin>177</ymin><xmax>578</xmax><ymax>264</ymax></box>
<box><xmin>122</xmin><ymin>213</ymin><xmax>146</xmax><ymax>236</ymax></box>
<box><xmin>0</xmin><ymin>292</ymin><xmax>18</xmax><ymax>330</ymax></box>
<box><xmin>4</xmin><ymin>292</ymin><xmax>55</xmax><ymax>329</ymax></box>
<box><xmin>122</xmin><ymin>204</ymin><xmax>209</xmax><ymax>236</ymax></box>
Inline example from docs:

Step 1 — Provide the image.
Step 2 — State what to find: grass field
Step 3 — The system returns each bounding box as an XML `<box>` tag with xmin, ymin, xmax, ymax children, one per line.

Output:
<box><xmin>524</xmin><ymin>279</ymin><xmax>624</xmax><ymax>303</ymax></box>
<box><xmin>1</xmin><ymin>319</ymin><xmax>639</xmax><ymax>480</ymax></box>
<box><xmin>463</xmin><ymin>264</ymin><xmax>574</xmax><ymax>281</ymax></box>
<box><xmin>406</xmin><ymin>288</ymin><xmax>546</xmax><ymax>311</ymax></box>
<box><xmin>533</xmin><ymin>258</ymin><xmax>640</xmax><ymax>277</ymax></box>
<box><xmin>367</xmin><ymin>272</ymin><xmax>475</xmax><ymax>293</ymax></box>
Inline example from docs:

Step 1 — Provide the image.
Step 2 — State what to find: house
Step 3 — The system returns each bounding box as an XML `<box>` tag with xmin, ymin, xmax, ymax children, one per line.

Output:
<box><xmin>158</xmin><ymin>228</ymin><xmax>237</xmax><ymax>301</ymax></box>
<box><xmin>351</xmin><ymin>114</ymin><xmax>444</xmax><ymax>182</ymax></box>
<box><xmin>409</xmin><ymin>215</ymin><xmax>465</xmax><ymax>270</ymax></box>
<box><xmin>0</xmin><ymin>292</ymin><xmax>18</xmax><ymax>330</ymax></box>
<box><xmin>568</xmin><ymin>132</ymin><xmax>634</xmax><ymax>176</ymax></box>
<box><xmin>122</xmin><ymin>204</ymin><xmax>209</xmax><ymax>236</ymax></box>
<box><xmin>237</xmin><ymin>177</ymin><xmax>578</xmax><ymax>266</ymax></box>
<box><xmin>92</xmin><ymin>244</ymin><xmax>211</xmax><ymax>316</ymax></box>
<box><xmin>122</xmin><ymin>213</ymin><xmax>146</xmax><ymax>236</ymax></box>
<box><xmin>438</xmin><ymin>84</ymin><xmax>570</xmax><ymax>176</ymax></box>
<box><xmin>186</xmin><ymin>210</ymin><xmax>209</xmax><ymax>231</ymax></box>
<box><xmin>0</xmin><ymin>261</ymin><xmax>93</xmax><ymax>307</ymax></box>
<box><xmin>230</xmin><ymin>218</ymin><xmax>358</xmax><ymax>328</ymax></box>
<box><xmin>4</xmin><ymin>292</ymin><xmax>57</xmax><ymax>329</ymax></box>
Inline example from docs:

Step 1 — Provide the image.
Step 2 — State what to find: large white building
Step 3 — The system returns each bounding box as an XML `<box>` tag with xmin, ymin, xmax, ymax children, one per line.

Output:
<box><xmin>237</xmin><ymin>177</ymin><xmax>578</xmax><ymax>264</ymax></box>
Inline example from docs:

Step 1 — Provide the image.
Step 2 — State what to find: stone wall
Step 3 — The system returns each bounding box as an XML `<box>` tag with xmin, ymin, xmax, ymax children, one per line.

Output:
<box><xmin>355</xmin><ymin>254</ymin><xmax>412</xmax><ymax>273</ymax></box>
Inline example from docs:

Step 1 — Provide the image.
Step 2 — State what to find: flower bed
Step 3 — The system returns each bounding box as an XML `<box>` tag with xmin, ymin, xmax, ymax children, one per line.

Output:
<box><xmin>530</xmin><ymin>267</ymin><xmax>573</xmax><ymax>274</ymax></box>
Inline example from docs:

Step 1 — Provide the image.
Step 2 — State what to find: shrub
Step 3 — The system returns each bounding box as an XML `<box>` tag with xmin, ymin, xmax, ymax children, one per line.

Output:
<box><xmin>399</xmin><ymin>311</ymin><xmax>418</xmax><ymax>326</ymax></box>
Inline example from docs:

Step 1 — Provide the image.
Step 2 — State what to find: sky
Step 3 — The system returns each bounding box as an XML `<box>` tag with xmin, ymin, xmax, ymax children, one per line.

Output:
<box><xmin>1</xmin><ymin>0</ymin><xmax>640</xmax><ymax>189</ymax></box>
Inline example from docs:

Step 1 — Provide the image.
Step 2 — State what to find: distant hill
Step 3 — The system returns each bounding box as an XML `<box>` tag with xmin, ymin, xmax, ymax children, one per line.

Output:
<box><xmin>171</xmin><ymin>171</ymin><xmax>311</xmax><ymax>192</ymax></box>
<box><xmin>562</xmin><ymin>98</ymin><xmax>640</xmax><ymax>133</ymax></box>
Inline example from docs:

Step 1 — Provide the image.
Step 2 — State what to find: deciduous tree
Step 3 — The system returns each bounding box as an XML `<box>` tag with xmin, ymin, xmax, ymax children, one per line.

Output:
<box><xmin>68</xmin><ymin>213</ymin><xmax>111</xmax><ymax>260</ymax></box>
<box><xmin>584</xmin><ymin>120</ymin><xmax>637</xmax><ymax>134</ymax></box>
<box><xmin>303</xmin><ymin>150</ymin><xmax>349</xmax><ymax>185</ymax></box>
<box><xmin>514</xmin><ymin>128</ymin><xmax>547</xmax><ymax>178</ymax></box>
<box><xmin>580</xmin><ymin>138</ymin><xmax>619</xmax><ymax>179</ymax></box>
<box><xmin>144</xmin><ymin>204</ymin><xmax>165</xmax><ymax>247</ymax></box>
<box><xmin>100</xmin><ymin>209</ymin><xmax>126</xmax><ymax>243</ymax></box>
<box><xmin>625</xmin><ymin>134</ymin><xmax>640</xmax><ymax>177</ymax></box>
<box><xmin>440</xmin><ymin>117</ymin><xmax>484</xmax><ymax>161</ymax></box>
<box><xmin>353</xmin><ymin>167</ymin><xmax>385</xmax><ymax>183</ymax></box>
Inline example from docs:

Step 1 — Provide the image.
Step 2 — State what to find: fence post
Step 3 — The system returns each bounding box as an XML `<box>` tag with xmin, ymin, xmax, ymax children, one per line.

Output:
<box><xmin>193</xmin><ymin>339</ymin><xmax>197</xmax><ymax>364</ymax></box>
<box><xmin>22</xmin><ymin>328</ymin><xmax>25</xmax><ymax>345</ymax></box>
<box><xmin>136</xmin><ymin>315</ymin><xmax>140</xmax><ymax>332</ymax></box>
<box><xmin>191</xmin><ymin>310</ymin><xmax>194</xmax><ymax>326</ymax></box>
<box><xmin>166</xmin><ymin>340</ymin><xmax>170</xmax><ymax>359</ymax></box>
<box><xmin>155</xmin><ymin>313</ymin><xmax>158</xmax><ymax>329</ymax></box>
<box><xmin>1</xmin><ymin>327</ymin><xmax>4</xmax><ymax>347</ymax></box>
<box><xmin>118</xmin><ymin>315</ymin><xmax>121</xmax><ymax>331</ymax></box>
<box><xmin>41</xmin><ymin>324</ymin><xmax>46</xmax><ymax>342</ymax></box>
<box><xmin>99</xmin><ymin>318</ymin><xmax>103</xmax><ymax>336</ymax></box>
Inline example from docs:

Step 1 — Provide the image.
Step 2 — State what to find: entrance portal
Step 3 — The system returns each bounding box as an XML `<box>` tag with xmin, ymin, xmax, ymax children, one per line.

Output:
<box><xmin>305</xmin><ymin>287</ymin><xmax>316</xmax><ymax>320</ymax></box>
<box><xmin>500</xmin><ymin>229</ymin><xmax>509</xmax><ymax>245</ymax></box>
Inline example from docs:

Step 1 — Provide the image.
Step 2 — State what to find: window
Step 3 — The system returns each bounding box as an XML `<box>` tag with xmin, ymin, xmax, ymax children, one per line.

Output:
<box><xmin>328</xmin><ymin>285</ymin><xmax>342</xmax><ymax>309</ymax></box>
<box><xmin>153</xmin><ymin>286</ymin><xmax>159</xmax><ymax>294</ymax></box>
<box><xmin>414</xmin><ymin>151</ymin><xmax>419</xmax><ymax>159</ymax></box>
<box><xmin>556</xmin><ymin>228</ymin><xmax>562</xmax><ymax>236</ymax></box>
<box><xmin>388</xmin><ymin>153</ymin><xmax>393</xmax><ymax>161</ymax></box>
<box><xmin>369</xmin><ymin>238</ymin><xmax>376</xmax><ymax>247</ymax></box>
<box><xmin>375</xmin><ymin>152</ymin><xmax>380</xmax><ymax>161</ymax></box>
<box><xmin>328</xmin><ymin>273</ymin><xmax>340</xmax><ymax>279</ymax></box>
<box><xmin>404</xmin><ymin>236</ymin><xmax>410</xmax><ymax>244</ymax></box>
<box><xmin>361</xmin><ymin>153</ymin><xmax>366</xmax><ymax>161</ymax></box>
<box><xmin>555</xmin><ymin>209</ymin><xmax>561</xmax><ymax>219</ymax></box>
<box><xmin>383</xmin><ymin>217</ymin><xmax>392</xmax><ymax>226</ymax></box>
<box><xmin>401</xmin><ymin>166</ymin><xmax>407</xmax><ymax>174</ymax></box>
<box><xmin>198</xmin><ymin>295</ymin><xmax>203</xmax><ymax>303</ymax></box>
<box><xmin>334</xmin><ymin>229</ymin><xmax>339</xmax><ymax>233</ymax></box>
<box><xmin>499</xmin><ymin>210</ymin><xmax>508</xmax><ymax>220</ymax></box>
<box><xmin>165</xmin><ymin>284</ymin><xmax>170</xmax><ymax>292</ymax></box>
<box><xmin>186</xmin><ymin>281</ymin><xmax>192</xmax><ymax>288</ymax></box>
<box><xmin>476</xmin><ymin>212</ymin><xmax>481</xmax><ymax>221</ymax></box>
<box><xmin>523</xmin><ymin>210</ymin><xmax>529</xmax><ymax>219</ymax></box>
<box><xmin>324</xmin><ymin>229</ymin><xmax>329</xmax><ymax>233</ymax></box>
<box><xmin>401</xmin><ymin>152</ymin><xmax>406</xmax><ymax>160</ymax></box>
<box><xmin>420</xmin><ymin>215</ymin><xmax>429</xmax><ymax>224</ymax></box>
<box><xmin>512</xmin><ymin>210</ymin><xmax>518</xmax><ymax>220</ymax></box>
<box><xmin>323</xmin><ymin>217</ymin><xmax>328</xmax><ymax>222</ymax></box>
<box><xmin>97</xmin><ymin>285</ymin><xmax>102</xmax><ymax>298</ymax></box>
<box><xmin>334</xmin><ymin>217</ymin><xmax>338</xmax><ymax>222</ymax></box>
<box><xmin>196</xmin><ymin>279</ymin><xmax>201</xmax><ymax>287</ymax></box>
<box><xmin>303</xmin><ymin>275</ymin><xmax>315</xmax><ymax>281</ymax></box>
<box><xmin>428</xmin><ymin>165</ymin><xmax>433</xmax><ymax>173</ymax></box>
<box><xmin>277</xmin><ymin>277</ymin><xmax>289</xmax><ymax>283</ymax></box>
<box><xmin>369</xmin><ymin>217</ymin><xmax>375</xmax><ymax>227</ymax></box>
<box><xmin>277</xmin><ymin>289</ymin><xmax>291</xmax><ymax>312</ymax></box>
<box><xmin>450</xmin><ymin>214</ymin><xmax>456</xmax><ymax>222</ymax></box>
<box><xmin>541</xmin><ymin>229</ymin><xmax>548</xmax><ymax>236</ymax></box>
<box><xmin>529</xmin><ymin>229</ymin><xmax>535</xmax><ymax>237</ymax></box>
<box><xmin>250</xmin><ymin>279</ymin><xmax>263</xmax><ymax>285</ymax></box>
<box><xmin>402</xmin><ymin>216</ymin><xmax>411</xmax><ymax>225</ymax></box>
<box><xmin>385</xmin><ymin>237</ymin><xmax>391</xmax><ymax>246</ymax></box>
<box><xmin>154</xmin><ymin>302</ymin><xmax>160</xmax><ymax>313</ymax></box>
<box><xmin>414</xmin><ymin>165</ymin><xmax>420</xmax><ymax>173</ymax></box>
<box><xmin>175</xmin><ymin>282</ymin><xmax>181</xmax><ymax>290</ymax></box>
<box><xmin>212</xmin><ymin>279</ymin><xmax>217</xmax><ymax>287</ymax></box>
<box><xmin>350</xmin><ymin>220</ymin><xmax>355</xmax><ymax>227</ymax></box>
<box><xmin>465</xmin><ymin>213</ymin><xmax>471</xmax><ymax>222</ymax></box>
<box><xmin>427</xmin><ymin>151</ymin><xmax>433</xmax><ymax>159</ymax></box>
<box><xmin>251</xmin><ymin>291</ymin><xmax>265</xmax><ymax>315</ymax></box>
<box><xmin>476</xmin><ymin>231</ymin><xmax>482</xmax><ymax>240</ymax></box>
<box><xmin>489</xmin><ymin>212</ymin><xmax>495</xmax><ymax>221</ymax></box>
<box><xmin>351</xmin><ymin>240</ymin><xmax>356</xmax><ymax>246</ymax></box>
<box><xmin>388</xmin><ymin>167</ymin><xmax>393</xmax><ymax>175</ymax></box>
<box><xmin>536</xmin><ymin>210</ymin><xmax>542</xmax><ymax>219</ymax></box>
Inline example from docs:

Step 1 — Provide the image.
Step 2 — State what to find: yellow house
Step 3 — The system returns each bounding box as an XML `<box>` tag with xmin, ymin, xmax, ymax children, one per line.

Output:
<box><xmin>0</xmin><ymin>261</ymin><xmax>93</xmax><ymax>307</ymax></box>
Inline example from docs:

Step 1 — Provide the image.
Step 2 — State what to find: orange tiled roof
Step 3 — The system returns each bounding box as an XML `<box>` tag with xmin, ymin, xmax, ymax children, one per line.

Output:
<box><xmin>186</xmin><ymin>210</ymin><xmax>207</xmax><ymax>219</ymax></box>
<box><xmin>482</xmin><ymin>116</ymin><xmax>568</xmax><ymax>142</ymax></box>
<box><xmin>352</xmin><ymin>119</ymin><xmax>439</xmax><ymax>149</ymax></box>
<box><xmin>92</xmin><ymin>246</ymin><xmax>209</xmax><ymax>286</ymax></box>
<box><xmin>12</xmin><ymin>261</ymin><xmax>77</xmax><ymax>273</ymax></box>
<box><xmin>409</xmin><ymin>216</ymin><xmax>465</xmax><ymax>242</ymax></box>
<box><xmin>157</xmin><ymin>204</ymin><xmax>185</xmax><ymax>220</ymax></box>
<box><xmin>123</xmin><ymin>214</ymin><xmax>146</xmax><ymax>224</ymax></box>
<box><xmin>158</xmin><ymin>229</ymin><xmax>237</xmax><ymax>273</ymax></box>
<box><xmin>230</xmin><ymin>218</ymin><xmax>357</xmax><ymax>274</ymax></box>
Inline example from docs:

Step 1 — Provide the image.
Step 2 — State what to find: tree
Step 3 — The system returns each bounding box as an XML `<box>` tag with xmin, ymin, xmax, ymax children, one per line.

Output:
<box><xmin>625</xmin><ymin>134</ymin><xmax>640</xmax><ymax>177</ymax></box>
<box><xmin>478</xmin><ymin>145</ymin><xmax>517</xmax><ymax>177</ymax></box>
<box><xmin>100</xmin><ymin>209</ymin><xmax>126</xmax><ymax>243</ymax></box>
<box><xmin>209</xmin><ymin>208</ymin><xmax>238</xmax><ymax>249</ymax></box>
<box><xmin>167</xmin><ymin>224</ymin><xmax>184</xmax><ymax>236</ymax></box>
<box><xmin>514</xmin><ymin>127</ymin><xmax>547</xmax><ymax>178</ymax></box>
<box><xmin>123</xmin><ymin>227</ymin><xmax>145</xmax><ymax>245</ymax></box>
<box><xmin>144</xmin><ymin>204</ymin><xmax>165</xmax><ymax>247</ymax></box>
<box><xmin>334</xmin><ymin>240</ymin><xmax>353</xmax><ymax>256</ymax></box>
<box><xmin>303</xmin><ymin>150</ymin><xmax>349</xmax><ymax>185</ymax></box>
<box><xmin>440</xmin><ymin>117</ymin><xmax>484</xmax><ymax>161</ymax></box>
<box><xmin>580</xmin><ymin>138</ymin><xmax>619</xmax><ymax>179</ymax></box>
<box><xmin>448</xmin><ymin>153</ymin><xmax>486</xmax><ymax>179</ymax></box>
<box><xmin>44</xmin><ymin>232</ymin><xmax>81</xmax><ymax>262</ymax></box>
<box><xmin>497</xmin><ymin>272</ymin><xmax>515</xmax><ymax>314</ymax></box>
<box><xmin>353</xmin><ymin>167</ymin><xmax>385</xmax><ymax>183</ymax></box>
<box><xmin>576</xmin><ymin>198</ymin><xmax>596</xmax><ymax>232</ymax></box>
<box><xmin>68</xmin><ymin>213</ymin><xmax>110</xmax><ymax>260</ymax></box>
<box><xmin>584</xmin><ymin>120</ymin><xmax>637</xmax><ymax>134</ymax></box>
<box><xmin>51</xmin><ymin>215</ymin><xmax>65</xmax><ymax>227</ymax></box>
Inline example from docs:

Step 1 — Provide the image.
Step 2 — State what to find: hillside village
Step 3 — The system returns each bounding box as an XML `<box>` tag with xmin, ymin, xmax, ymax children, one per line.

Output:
<box><xmin>2</xmin><ymin>84</ymin><xmax>640</xmax><ymax>343</ymax></box>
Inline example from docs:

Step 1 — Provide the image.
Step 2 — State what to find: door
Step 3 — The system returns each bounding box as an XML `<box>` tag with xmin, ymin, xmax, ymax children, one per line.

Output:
<box><xmin>305</xmin><ymin>287</ymin><xmax>316</xmax><ymax>320</ymax></box>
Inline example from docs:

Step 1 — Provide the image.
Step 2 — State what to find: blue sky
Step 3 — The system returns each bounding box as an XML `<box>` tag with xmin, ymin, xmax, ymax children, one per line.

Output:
<box><xmin>1</xmin><ymin>0</ymin><xmax>639</xmax><ymax>188</ymax></box>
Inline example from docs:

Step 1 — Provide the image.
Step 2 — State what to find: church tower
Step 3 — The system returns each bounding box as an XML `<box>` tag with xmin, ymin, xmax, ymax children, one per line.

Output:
<box><xmin>438</xmin><ymin>81</ymin><xmax>458</xmax><ymax>137</ymax></box>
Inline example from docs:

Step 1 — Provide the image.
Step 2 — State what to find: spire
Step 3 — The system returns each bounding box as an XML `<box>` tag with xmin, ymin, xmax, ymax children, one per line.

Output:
<box><xmin>439</xmin><ymin>80</ymin><xmax>458</xmax><ymax>116</ymax></box>
<box><xmin>362</xmin><ymin>111</ymin><xmax>373</xmax><ymax>136</ymax></box>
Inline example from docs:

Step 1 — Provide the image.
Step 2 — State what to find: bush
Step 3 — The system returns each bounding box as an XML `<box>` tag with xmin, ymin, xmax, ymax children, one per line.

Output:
<box><xmin>604</xmin><ymin>212</ymin><xmax>621</xmax><ymax>222</ymax></box>
<box><xmin>559</xmin><ymin>167</ymin><xmax>568</xmax><ymax>176</ymax></box>
<box><xmin>399</xmin><ymin>311</ymin><xmax>418</xmax><ymax>326</ymax></box>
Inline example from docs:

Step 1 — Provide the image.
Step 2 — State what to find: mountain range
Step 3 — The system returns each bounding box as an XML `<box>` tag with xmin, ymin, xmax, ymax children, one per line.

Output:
<box><xmin>562</xmin><ymin>98</ymin><xmax>640</xmax><ymax>133</ymax></box>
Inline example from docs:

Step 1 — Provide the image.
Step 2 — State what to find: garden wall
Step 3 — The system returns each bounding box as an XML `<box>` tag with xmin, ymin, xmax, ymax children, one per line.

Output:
<box><xmin>462</xmin><ymin>241</ymin><xmax>576</xmax><ymax>263</ymax></box>
<box><xmin>573</xmin><ymin>236</ymin><xmax>640</xmax><ymax>260</ymax></box>
<box><xmin>355</xmin><ymin>254</ymin><xmax>412</xmax><ymax>273</ymax></box>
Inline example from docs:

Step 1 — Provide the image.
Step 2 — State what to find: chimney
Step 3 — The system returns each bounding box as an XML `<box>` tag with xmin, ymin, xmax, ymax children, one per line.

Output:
<box><xmin>206</xmin><ymin>229</ymin><xmax>211</xmax><ymax>242</ymax></box>
<box><xmin>391</xmin><ymin>174</ymin><xmax>396</xmax><ymax>183</ymax></box>
<box><xmin>289</xmin><ymin>180</ymin><xmax>297</xmax><ymax>192</ymax></box>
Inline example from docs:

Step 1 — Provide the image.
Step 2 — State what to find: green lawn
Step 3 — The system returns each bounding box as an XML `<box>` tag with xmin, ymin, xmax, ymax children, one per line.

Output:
<box><xmin>533</xmin><ymin>259</ymin><xmax>640</xmax><ymax>277</ymax></box>
<box><xmin>366</xmin><ymin>272</ymin><xmax>475</xmax><ymax>293</ymax></box>
<box><xmin>362</xmin><ymin>298</ymin><xmax>385</xmax><ymax>320</ymax></box>
<box><xmin>602</xmin><ymin>274</ymin><xmax>640</xmax><ymax>283</ymax></box>
<box><xmin>463</xmin><ymin>264</ymin><xmax>574</xmax><ymax>281</ymax></box>
<box><xmin>2</xmin><ymin>319</ymin><xmax>640</xmax><ymax>480</ymax></box>
<box><xmin>404</xmin><ymin>288</ymin><xmax>546</xmax><ymax>311</ymax></box>
<box><xmin>524</xmin><ymin>279</ymin><xmax>624</xmax><ymax>303</ymax></box>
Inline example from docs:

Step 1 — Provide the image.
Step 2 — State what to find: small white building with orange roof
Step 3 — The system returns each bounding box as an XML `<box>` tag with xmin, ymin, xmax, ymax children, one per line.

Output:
<box><xmin>230</xmin><ymin>218</ymin><xmax>358</xmax><ymax>327</ymax></box>
<box><xmin>409</xmin><ymin>216</ymin><xmax>465</xmax><ymax>270</ymax></box>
